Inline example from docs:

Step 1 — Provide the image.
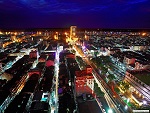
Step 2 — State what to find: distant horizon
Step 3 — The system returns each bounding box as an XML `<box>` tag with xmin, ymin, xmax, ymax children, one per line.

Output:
<box><xmin>1</xmin><ymin>27</ymin><xmax>150</xmax><ymax>32</ymax></box>
<box><xmin>1</xmin><ymin>25</ymin><xmax>150</xmax><ymax>30</ymax></box>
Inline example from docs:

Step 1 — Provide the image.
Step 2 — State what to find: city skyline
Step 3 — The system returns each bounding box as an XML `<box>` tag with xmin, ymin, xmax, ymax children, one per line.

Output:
<box><xmin>0</xmin><ymin>0</ymin><xmax>150</xmax><ymax>29</ymax></box>
<box><xmin>0</xmin><ymin>26</ymin><xmax>150</xmax><ymax>113</ymax></box>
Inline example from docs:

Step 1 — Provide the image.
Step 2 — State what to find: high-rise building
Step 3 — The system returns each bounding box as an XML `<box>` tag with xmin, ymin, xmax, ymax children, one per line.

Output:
<box><xmin>70</xmin><ymin>26</ymin><xmax>77</xmax><ymax>39</ymax></box>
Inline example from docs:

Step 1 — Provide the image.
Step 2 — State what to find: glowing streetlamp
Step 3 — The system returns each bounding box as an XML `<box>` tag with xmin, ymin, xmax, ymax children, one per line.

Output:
<box><xmin>125</xmin><ymin>105</ymin><xmax>128</xmax><ymax>110</ymax></box>
<box><xmin>0</xmin><ymin>31</ymin><xmax>2</xmax><ymax>34</ymax></box>
<box><xmin>65</xmin><ymin>32</ymin><xmax>68</xmax><ymax>35</ymax></box>
<box><xmin>108</xmin><ymin>108</ymin><xmax>113</xmax><ymax>113</ymax></box>
<box><xmin>14</xmin><ymin>32</ymin><xmax>17</xmax><ymax>35</ymax></box>
<box><xmin>142</xmin><ymin>33</ymin><xmax>146</xmax><ymax>36</ymax></box>
<box><xmin>127</xmin><ymin>98</ymin><xmax>130</xmax><ymax>103</ymax></box>
<box><xmin>143</xmin><ymin>100</ymin><xmax>147</xmax><ymax>105</ymax></box>
<box><xmin>39</xmin><ymin>32</ymin><xmax>42</xmax><ymax>35</ymax></box>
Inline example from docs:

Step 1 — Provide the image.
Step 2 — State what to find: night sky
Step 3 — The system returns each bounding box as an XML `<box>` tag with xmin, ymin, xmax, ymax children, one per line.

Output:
<box><xmin>0</xmin><ymin>0</ymin><xmax>150</xmax><ymax>29</ymax></box>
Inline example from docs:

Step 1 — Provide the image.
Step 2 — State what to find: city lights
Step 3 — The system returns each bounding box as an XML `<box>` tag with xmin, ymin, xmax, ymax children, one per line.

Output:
<box><xmin>0</xmin><ymin>26</ymin><xmax>150</xmax><ymax>113</ymax></box>
<box><xmin>142</xmin><ymin>33</ymin><xmax>146</xmax><ymax>36</ymax></box>
<box><xmin>108</xmin><ymin>108</ymin><xmax>113</xmax><ymax>113</ymax></box>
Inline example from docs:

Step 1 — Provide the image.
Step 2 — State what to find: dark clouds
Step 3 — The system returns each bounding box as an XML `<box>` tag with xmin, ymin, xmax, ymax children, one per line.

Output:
<box><xmin>0</xmin><ymin>0</ymin><xmax>150</xmax><ymax>28</ymax></box>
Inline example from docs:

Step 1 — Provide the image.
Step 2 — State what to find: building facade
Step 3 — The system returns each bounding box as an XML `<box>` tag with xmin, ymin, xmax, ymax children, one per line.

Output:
<box><xmin>75</xmin><ymin>66</ymin><xmax>94</xmax><ymax>96</ymax></box>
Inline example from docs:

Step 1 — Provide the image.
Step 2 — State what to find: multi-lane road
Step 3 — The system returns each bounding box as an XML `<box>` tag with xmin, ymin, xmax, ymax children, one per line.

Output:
<box><xmin>74</xmin><ymin>45</ymin><xmax>133</xmax><ymax>113</ymax></box>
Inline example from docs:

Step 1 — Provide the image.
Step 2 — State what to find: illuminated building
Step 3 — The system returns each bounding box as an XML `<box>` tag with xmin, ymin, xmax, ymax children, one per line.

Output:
<box><xmin>75</xmin><ymin>66</ymin><xmax>94</xmax><ymax>96</ymax></box>
<box><xmin>38</xmin><ymin>54</ymin><xmax>48</xmax><ymax>62</ymax></box>
<box><xmin>29</xmin><ymin>50</ymin><xmax>38</xmax><ymax>59</ymax></box>
<box><xmin>28</xmin><ymin>68</ymin><xmax>41</xmax><ymax>77</ymax></box>
<box><xmin>66</xmin><ymin>26</ymin><xmax>78</xmax><ymax>43</ymax></box>
<box><xmin>70</xmin><ymin>26</ymin><xmax>77</xmax><ymax>39</ymax></box>
<box><xmin>124</xmin><ymin>56</ymin><xmax>135</xmax><ymax>65</ymax></box>
<box><xmin>11</xmin><ymin>35</ymin><xmax>16</xmax><ymax>42</ymax></box>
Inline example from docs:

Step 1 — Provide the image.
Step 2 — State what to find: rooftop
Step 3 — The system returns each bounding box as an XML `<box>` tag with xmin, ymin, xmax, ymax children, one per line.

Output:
<box><xmin>130</xmin><ymin>71</ymin><xmax>150</xmax><ymax>85</ymax></box>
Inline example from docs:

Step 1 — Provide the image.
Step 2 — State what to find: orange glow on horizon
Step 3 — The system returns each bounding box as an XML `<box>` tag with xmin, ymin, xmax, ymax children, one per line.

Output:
<box><xmin>142</xmin><ymin>33</ymin><xmax>146</xmax><ymax>36</ymax></box>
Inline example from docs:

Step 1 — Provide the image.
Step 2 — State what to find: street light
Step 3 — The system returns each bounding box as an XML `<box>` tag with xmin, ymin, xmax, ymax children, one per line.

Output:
<box><xmin>125</xmin><ymin>105</ymin><xmax>128</xmax><ymax>110</ymax></box>
<box><xmin>143</xmin><ymin>100</ymin><xmax>147</xmax><ymax>105</ymax></box>
<box><xmin>127</xmin><ymin>98</ymin><xmax>130</xmax><ymax>103</ymax></box>
<box><xmin>142</xmin><ymin>33</ymin><xmax>146</xmax><ymax>36</ymax></box>
<box><xmin>65</xmin><ymin>32</ymin><xmax>68</xmax><ymax>35</ymax></box>
<box><xmin>108</xmin><ymin>108</ymin><xmax>113</xmax><ymax>113</ymax></box>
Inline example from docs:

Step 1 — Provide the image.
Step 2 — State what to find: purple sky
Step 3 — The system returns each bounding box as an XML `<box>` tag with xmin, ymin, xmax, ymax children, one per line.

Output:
<box><xmin>0</xmin><ymin>0</ymin><xmax>150</xmax><ymax>29</ymax></box>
